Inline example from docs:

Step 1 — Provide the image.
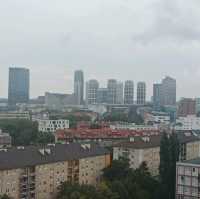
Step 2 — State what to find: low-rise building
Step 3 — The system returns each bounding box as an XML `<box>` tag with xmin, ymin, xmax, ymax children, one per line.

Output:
<box><xmin>0</xmin><ymin>129</ymin><xmax>12</xmax><ymax>148</ymax></box>
<box><xmin>113</xmin><ymin>133</ymin><xmax>200</xmax><ymax>176</ymax></box>
<box><xmin>38</xmin><ymin>119</ymin><xmax>69</xmax><ymax>132</ymax></box>
<box><xmin>144</xmin><ymin>111</ymin><xmax>170</xmax><ymax>125</ymax></box>
<box><xmin>175</xmin><ymin>115</ymin><xmax>200</xmax><ymax>131</ymax></box>
<box><xmin>176</xmin><ymin>158</ymin><xmax>200</xmax><ymax>199</ymax></box>
<box><xmin>0</xmin><ymin>111</ymin><xmax>30</xmax><ymax>120</ymax></box>
<box><xmin>0</xmin><ymin>143</ymin><xmax>111</xmax><ymax>199</ymax></box>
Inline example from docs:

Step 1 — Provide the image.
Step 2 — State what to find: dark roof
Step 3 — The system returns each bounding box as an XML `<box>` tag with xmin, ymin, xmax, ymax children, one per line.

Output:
<box><xmin>0</xmin><ymin>143</ymin><xmax>110</xmax><ymax>170</ymax></box>
<box><xmin>181</xmin><ymin>158</ymin><xmax>200</xmax><ymax>165</ymax></box>
<box><xmin>114</xmin><ymin>133</ymin><xmax>200</xmax><ymax>149</ymax></box>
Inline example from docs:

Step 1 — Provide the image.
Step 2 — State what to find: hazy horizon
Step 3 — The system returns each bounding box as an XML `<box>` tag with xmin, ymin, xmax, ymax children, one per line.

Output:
<box><xmin>0</xmin><ymin>0</ymin><xmax>200</xmax><ymax>99</ymax></box>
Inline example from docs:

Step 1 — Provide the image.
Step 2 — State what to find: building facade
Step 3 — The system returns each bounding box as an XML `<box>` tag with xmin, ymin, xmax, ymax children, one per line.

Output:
<box><xmin>8</xmin><ymin>67</ymin><xmax>30</xmax><ymax>106</ymax></box>
<box><xmin>176</xmin><ymin>159</ymin><xmax>200</xmax><ymax>199</ymax></box>
<box><xmin>178</xmin><ymin>98</ymin><xmax>196</xmax><ymax>117</ymax></box>
<box><xmin>38</xmin><ymin>119</ymin><xmax>69</xmax><ymax>132</ymax></box>
<box><xmin>0</xmin><ymin>129</ymin><xmax>12</xmax><ymax>148</ymax></box>
<box><xmin>107</xmin><ymin>79</ymin><xmax>117</xmax><ymax>104</ymax></box>
<box><xmin>160</xmin><ymin>76</ymin><xmax>176</xmax><ymax>106</ymax></box>
<box><xmin>153</xmin><ymin>83</ymin><xmax>162</xmax><ymax>110</ymax></box>
<box><xmin>137</xmin><ymin>82</ymin><xmax>146</xmax><ymax>105</ymax></box>
<box><xmin>124</xmin><ymin>80</ymin><xmax>134</xmax><ymax>105</ymax></box>
<box><xmin>0</xmin><ymin>143</ymin><xmax>111</xmax><ymax>199</ymax></box>
<box><xmin>86</xmin><ymin>79</ymin><xmax>99</xmax><ymax>105</ymax></box>
<box><xmin>116</xmin><ymin>82</ymin><xmax>124</xmax><ymax>104</ymax></box>
<box><xmin>113</xmin><ymin>133</ymin><xmax>200</xmax><ymax>176</ymax></box>
<box><xmin>74</xmin><ymin>70</ymin><xmax>84</xmax><ymax>105</ymax></box>
<box><xmin>96</xmin><ymin>88</ymin><xmax>109</xmax><ymax>104</ymax></box>
<box><xmin>0</xmin><ymin>111</ymin><xmax>30</xmax><ymax>120</ymax></box>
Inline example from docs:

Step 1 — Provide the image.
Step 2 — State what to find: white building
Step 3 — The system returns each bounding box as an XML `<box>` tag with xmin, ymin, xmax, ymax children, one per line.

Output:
<box><xmin>144</xmin><ymin>111</ymin><xmax>170</xmax><ymax>125</ymax></box>
<box><xmin>0</xmin><ymin>111</ymin><xmax>30</xmax><ymax>120</ymax></box>
<box><xmin>110</xmin><ymin>122</ymin><xmax>158</xmax><ymax>131</ymax></box>
<box><xmin>175</xmin><ymin>115</ymin><xmax>200</xmax><ymax>131</ymax></box>
<box><xmin>38</xmin><ymin>120</ymin><xmax>69</xmax><ymax>132</ymax></box>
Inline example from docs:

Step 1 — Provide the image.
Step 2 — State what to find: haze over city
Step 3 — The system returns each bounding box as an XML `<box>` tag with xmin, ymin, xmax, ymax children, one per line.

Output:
<box><xmin>1</xmin><ymin>0</ymin><xmax>200</xmax><ymax>99</ymax></box>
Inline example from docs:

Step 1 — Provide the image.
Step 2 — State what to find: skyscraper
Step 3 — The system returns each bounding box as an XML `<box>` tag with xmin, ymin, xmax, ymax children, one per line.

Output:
<box><xmin>8</xmin><ymin>67</ymin><xmax>30</xmax><ymax>106</ymax></box>
<box><xmin>96</xmin><ymin>88</ymin><xmax>109</xmax><ymax>104</ymax></box>
<box><xmin>161</xmin><ymin>76</ymin><xmax>176</xmax><ymax>106</ymax></box>
<box><xmin>86</xmin><ymin>79</ymin><xmax>99</xmax><ymax>105</ymax></box>
<box><xmin>74</xmin><ymin>70</ymin><xmax>84</xmax><ymax>105</ymax></box>
<box><xmin>107</xmin><ymin>79</ymin><xmax>117</xmax><ymax>104</ymax></box>
<box><xmin>153</xmin><ymin>83</ymin><xmax>162</xmax><ymax>110</ymax></box>
<box><xmin>137</xmin><ymin>82</ymin><xmax>146</xmax><ymax>105</ymax></box>
<box><xmin>124</xmin><ymin>80</ymin><xmax>134</xmax><ymax>105</ymax></box>
<box><xmin>116</xmin><ymin>82</ymin><xmax>124</xmax><ymax>104</ymax></box>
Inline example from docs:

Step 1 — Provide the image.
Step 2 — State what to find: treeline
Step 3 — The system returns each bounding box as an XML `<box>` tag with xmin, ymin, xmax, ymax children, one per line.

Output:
<box><xmin>0</xmin><ymin>119</ymin><xmax>54</xmax><ymax>146</ymax></box>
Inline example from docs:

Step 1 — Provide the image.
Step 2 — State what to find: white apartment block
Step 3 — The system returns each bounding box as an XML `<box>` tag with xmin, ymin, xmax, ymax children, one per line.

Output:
<box><xmin>110</xmin><ymin>123</ymin><xmax>158</xmax><ymax>131</ymax></box>
<box><xmin>38</xmin><ymin>119</ymin><xmax>69</xmax><ymax>132</ymax></box>
<box><xmin>175</xmin><ymin>115</ymin><xmax>200</xmax><ymax>131</ymax></box>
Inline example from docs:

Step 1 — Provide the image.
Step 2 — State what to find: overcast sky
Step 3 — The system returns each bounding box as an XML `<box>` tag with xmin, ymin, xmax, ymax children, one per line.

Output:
<box><xmin>0</xmin><ymin>0</ymin><xmax>200</xmax><ymax>99</ymax></box>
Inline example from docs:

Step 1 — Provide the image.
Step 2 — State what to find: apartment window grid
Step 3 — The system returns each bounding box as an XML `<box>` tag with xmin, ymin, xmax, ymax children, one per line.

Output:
<box><xmin>176</xmin><ymin>165</ymin><xmax>200</xmax><ymax>199</ymax></box>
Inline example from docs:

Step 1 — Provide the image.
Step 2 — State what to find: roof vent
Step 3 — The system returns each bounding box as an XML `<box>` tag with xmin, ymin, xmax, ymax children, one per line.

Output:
<box><xmin>0</xmin><ymin>149</ymin><xmax>8</xmax><ymax>152</ymax></box>
<box><xmin>17</xmin><ymin>146</ymin><xmax>25</xmax><ymax>150</ymax></box>
<box><xmin>45</xmin><ymin>148</ymin><xmax>51</xmax><ymax>155</ymax></box>
<box><xmin>39</xmin><ymin>149</ymin><xmax>45</xmax><ymax>156</ymax></box>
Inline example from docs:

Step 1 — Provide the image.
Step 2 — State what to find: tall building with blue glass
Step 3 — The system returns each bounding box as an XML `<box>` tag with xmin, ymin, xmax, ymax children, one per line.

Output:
<box><xmin>8</xmin><ymin>67</ymin><xmax>30</xmax><ymax>105</ymax></box>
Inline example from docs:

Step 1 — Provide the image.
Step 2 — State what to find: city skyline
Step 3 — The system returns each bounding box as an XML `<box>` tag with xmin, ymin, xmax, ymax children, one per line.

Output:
<box><xmin>0</xmin><ymin>0</ymin><xmax>200</xmax><ymax>99</ymax></box>
<box><xmin>0</xmin><ymin>66</ymin><xmax>196</xmax><ymax>101</ymax></box>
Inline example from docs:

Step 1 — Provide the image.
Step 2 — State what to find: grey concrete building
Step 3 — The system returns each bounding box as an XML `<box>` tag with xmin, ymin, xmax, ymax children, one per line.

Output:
<box><xmin>86</xmin><ymin>79</ymin><xmax>99</xmax><ymax>105</ymax></box>
<box><xmin>74</xmin><ymin>70</ymin><xmax>84</xmax><ymax>105</ymax></box>
<box><xmin>137</xmin><ymin>82</ymin><xmax>146</xmax><ymax>105</ymax></box>
<box><xmin>124</xmin><ymin>80</ymin><xmax>134</xmax><ymax>105</ymax></box>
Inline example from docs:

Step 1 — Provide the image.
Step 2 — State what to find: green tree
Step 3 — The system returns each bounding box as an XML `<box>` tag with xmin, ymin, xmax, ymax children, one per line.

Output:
<box><xmin>159</xmin><ymin>132</ymin><xmax>179</xmax><ymax>199</ymax></box>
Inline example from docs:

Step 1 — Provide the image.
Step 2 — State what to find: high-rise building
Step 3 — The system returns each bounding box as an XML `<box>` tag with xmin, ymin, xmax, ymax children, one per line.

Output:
<box><xmin>8</xmin><ymin>67</ymin><xmax>30</xmax><ymax>106</ymax></box>
<box><xmin>96</xmin><ymin>88</ymin><xmax>109</xmax><ymax>104</ymax></box>
<box><xmin>107</xmin><ymin>79</ymin><xmax>117</xmax><ymax>104</ymax></box>
<box><xmin>137</xmin><ymin>82</ymin><xmax>146</xmax><ymax>105</ymax></box>
<box><xmin>116</xmin><ymin>82</ymin><xmax>124</xmax><ymax>104</ymax></box>
<box><xmin>161</xmin><ymin>76</ymin><xmax>176</xmax><ymax>106</ymax></box>
<box><xmin>86</xmin><ymin>79</ymin><xmax>99</xmax><ymax>105</ymax></box>
<box><xmin>124</xmin><ymin>80</ymin><xmax>134</xmax><ymax>105</ymax></box>
<box><xmin>177</xmin><ymin>98</ymin><xmax>196</xmax><ymax>117</ymax></box>
<box><xmin>74</xmin><ymin>70</ymin><xmax>84</xmax><ymax>105</ymax></box>
<box><xmin>153</xmin><ymin>83</ymin><xmax>162</xmax><ymax>110</ymax></box>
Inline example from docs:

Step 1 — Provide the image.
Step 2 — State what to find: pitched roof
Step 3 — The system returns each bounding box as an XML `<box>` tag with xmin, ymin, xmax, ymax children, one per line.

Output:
<box><xmin>114</xmin><ymin>133</ymin><xmax>200</xmax><ymax>149</ymax></box>
<box><xmin>0</xmin><ymin>143</ymin><xmax>110</xmax><ymax>170</ymax></box>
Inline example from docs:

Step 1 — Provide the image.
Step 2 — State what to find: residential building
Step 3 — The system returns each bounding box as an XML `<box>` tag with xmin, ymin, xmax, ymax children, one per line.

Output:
<box><xmin>153</xmin><ymin>83</ymin><xmax>162</xmax><ymax>110</ymax></box>
<box><xmin>0</xmin><ymin>143</ymin><xmax>111</xmax><ymax>199</ymax></box>
<box><xmin>124</xmin><ymin>80</ymin><xmax>134</xmax><ymax>105</ymax></box>
<box><xmin>160</xmin><ymin>76</ymin><xmax>176</xmax><ymax>106</ymax></box>
<box><xmin>0</xmin><ymin>129</ymin><xmax>12</xmax><ymax>148</ymax></box>
<box><xmin>74</xmin><ymin>70</ymin><xmax>84</xmax><ymax>105</ymax></box>
<box><xmin>86</xmin><ymin>79</ymin><xmax>99</xmax><ymax>105</ymax></box>
<box><xmin>116</xmin><ymin>82</ymin><xmax>124</xmax><ymax>104</ymax></box>
<box><xmin>137</xmin><ymin>82</ymin><xmax>146</xmax><ymax>105</ymax></box>
<box><xmin>8</xmin><ymin>67</ymin><xmax>30</xmax><ymax>106</ymax></box>
<box><xmin>96</xmin><ymin>88</ymin><xmax>109</xmax><ymax>104</ymax></box>
<box><xmin>107</xmin><ymin>79</ymin><xmax>117</xmax><ymax>104</ymax></box>
<box><xmin>144</xmin><ymin>111</ymin><xmax>170</xmax><ymax>125</ymax></box>
<box><xmin>38</xmin><ymin>119</ymin><xmax>69</xmax><ymax>132</ymax></box>
<box><xmin>0</xmin><ymin>111</ymin><xmax>30</xmax><ymax>120</ymax></box>
<box><xmin>175</xmin><ymin>115</ymin><xmax>200</xmax><ymax>131</ymax></box>
<box><xmin>176</xmin><ymin>158</ymin><xmax>200</xmax><ymax>199</ymax></box>
<box><xmin>113</xmin><ymin>133</ymin><xmax>200</xmax><ymax>176</ymax></box>
<box><xmin>178</xmin><ymin>98</ymin><xmax>196</xmax><ymax>117</ymax></box>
